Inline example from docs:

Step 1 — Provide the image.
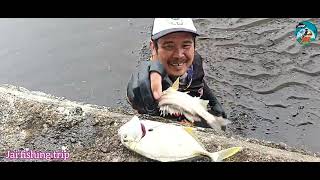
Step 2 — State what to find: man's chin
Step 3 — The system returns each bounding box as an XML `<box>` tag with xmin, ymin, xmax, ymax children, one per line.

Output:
<box><xmin>168</xmin><ymin>70</ymin><xmax>186</xmax><ymax>77</ymax></box>
<box><xmin>166</xmin><ymin>65</ymin><xmax>188</xmax><ymax>77</ymax></box>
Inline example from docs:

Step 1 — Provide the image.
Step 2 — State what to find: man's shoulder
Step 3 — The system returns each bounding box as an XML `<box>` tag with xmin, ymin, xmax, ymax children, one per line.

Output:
<box><xmin>192</xmin><ymin>51</ymin><xmax>204</xmax><ymax>71</ymax></box>
<box><xmin>136</xmin><ymin>60</ymin><xmax>152</xmax><ymax>70</ymax></box>
<box><xmin>193</xmin><ymin>51</ymin><xmax>204</xmax><ymax>66</ymax></box>
<box><xmin>194</xmin><ymin>51</ymin><xmax>203</xmax><ymax>59</ymax></box>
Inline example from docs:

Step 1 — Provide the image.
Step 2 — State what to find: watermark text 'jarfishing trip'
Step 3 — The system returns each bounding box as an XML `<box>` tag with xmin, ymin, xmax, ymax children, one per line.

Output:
<box><xmin>4</xmin><ymin>149</ymin><xmax>70</xmax><ymax>161</ymax></box>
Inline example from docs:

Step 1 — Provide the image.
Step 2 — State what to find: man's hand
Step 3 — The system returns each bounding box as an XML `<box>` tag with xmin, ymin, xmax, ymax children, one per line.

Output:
<box><xmin>209</xmin><ymin>104</ymin><xmax>227</xmax><ymax>119</ymax></box>
<box><xmin>150</xmin><ymin>72</ymin><xmax>162</xmax><ymax>101</ymax></box>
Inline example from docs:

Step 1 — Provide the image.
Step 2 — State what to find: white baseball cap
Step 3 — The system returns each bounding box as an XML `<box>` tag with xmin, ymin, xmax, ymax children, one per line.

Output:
<box><xmin>151</xmin><ymin>18</ymin><xmax>199</xmax><ymax>40</ymax></box>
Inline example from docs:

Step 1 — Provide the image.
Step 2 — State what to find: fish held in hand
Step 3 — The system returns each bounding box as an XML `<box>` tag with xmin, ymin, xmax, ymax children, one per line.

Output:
<box><xmin>158</xmin><ymin>78</ymin><xmax>231</xmax><ymax>131</ymax></box>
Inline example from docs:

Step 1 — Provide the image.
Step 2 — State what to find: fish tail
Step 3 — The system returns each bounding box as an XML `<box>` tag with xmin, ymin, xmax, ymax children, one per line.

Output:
<box><xmin>206</xmin><ymin>147</ymin><xmax>243</xmax><ymax>162</ymax></box>
<box><xmin>216</xmin><ymin>116</ymin><xmax>232</xmax><ymax>126</ymax></box>
<box><xmin>204</xmin><ymin>113</ymin><xmax>231</xmax><ymax>130</ymax></box>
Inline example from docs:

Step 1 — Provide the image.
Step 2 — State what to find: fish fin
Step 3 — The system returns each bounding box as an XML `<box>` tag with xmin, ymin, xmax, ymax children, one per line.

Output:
<box><xmin>207</xmin><ymin>147</ymin><xmax>243</xmax><ymax>162</ymax></box>
<box><xmin>183</xmin><ymin>127</ymin><xmax>207</xmax><ymax>149</ymax></box>
<box><xmin>171</xmin><ymin>77</ymin><xmax>180</xmax><ymax>91</ymax></box>
<box><xmin>183</xmin><ymin>127</ymin><xmax>196</xmax><ymax>137</ymax></box>
<box><xmin>200</xmin><ymin>99</ymin><xmax>209</xmax><ymax>109</ymax></box>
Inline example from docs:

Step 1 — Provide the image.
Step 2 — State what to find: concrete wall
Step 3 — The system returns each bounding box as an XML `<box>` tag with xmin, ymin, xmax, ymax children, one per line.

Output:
<box><xmin>0</xmin><ymin>84</ymin><xmax>319</xmax><ymax>162</ymax></box>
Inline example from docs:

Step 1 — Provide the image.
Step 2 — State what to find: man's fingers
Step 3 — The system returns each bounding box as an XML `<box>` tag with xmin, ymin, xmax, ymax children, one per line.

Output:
<box><xmin>153</xmin><ymin>91</ymin><xmax>162</xmax><ymax>101</ymax></box>
<box><xmin>150</xmin><ymin>72</ymin><xmax>162</xmax><ymax>101</ymax></box>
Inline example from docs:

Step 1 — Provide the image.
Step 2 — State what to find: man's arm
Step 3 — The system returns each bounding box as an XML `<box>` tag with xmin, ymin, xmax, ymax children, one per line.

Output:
<box><xmin>126</xmin><ymin>61</ymin><xmax>165</xmax><ymax>115</ymax></box>
<box><xmin>202</xmin><ymin>80</ymin><xmax>227</xmax><ymax>118</ymax></box>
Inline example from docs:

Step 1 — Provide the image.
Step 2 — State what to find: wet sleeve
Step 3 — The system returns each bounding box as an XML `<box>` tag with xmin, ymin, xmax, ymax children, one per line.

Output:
<box><xmin>126</xmin><ymin>61</ymin><xmax>160</xmax><ymax>115</ymax></box>
<box><xmin>149</xmin><ymin>60</ymin><xmax>166</xmax><ymax>77</ymax></box>
<box><xmin>202</xmin><ymin>80</ymin><xmax>227</xmax><ymax>119</ymax></box>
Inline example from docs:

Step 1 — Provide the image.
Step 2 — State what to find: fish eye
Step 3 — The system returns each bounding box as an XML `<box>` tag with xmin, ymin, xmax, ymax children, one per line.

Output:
<box><xmin>148</xmin><ymin>129</ymin><xmax>153</xmax><ymax>132</ymax></box>
<box><xmin>123</xmin><ymin>134</ymin><xmax>127</xmax><ymax>138</ymax></box>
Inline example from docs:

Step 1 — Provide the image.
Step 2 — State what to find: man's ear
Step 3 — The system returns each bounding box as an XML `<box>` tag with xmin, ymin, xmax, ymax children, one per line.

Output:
<box><xmin>150</xmin><ymin>40</ymin><xmax>158</xmax><ymax>61</ymax></box>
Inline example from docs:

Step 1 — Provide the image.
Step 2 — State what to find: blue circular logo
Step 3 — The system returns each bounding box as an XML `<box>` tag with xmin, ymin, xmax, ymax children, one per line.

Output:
<box><xmin>295</xmin><ymin>21</ymin><xmax>318</xmax><ymax>45</ymax></box>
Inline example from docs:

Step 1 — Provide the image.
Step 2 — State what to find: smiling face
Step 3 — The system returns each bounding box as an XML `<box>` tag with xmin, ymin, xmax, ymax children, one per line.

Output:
<box><xmin>151</xmin><ymin>32</ymin><xmax>195</xmax><ymax>77</ymax></box>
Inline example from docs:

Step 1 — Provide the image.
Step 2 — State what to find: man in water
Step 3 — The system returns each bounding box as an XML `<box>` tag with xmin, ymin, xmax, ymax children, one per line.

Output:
<box><xmin>126</xmin><ymin>18</ymin><xmax>226</xmax><ymax>127</ymax></box>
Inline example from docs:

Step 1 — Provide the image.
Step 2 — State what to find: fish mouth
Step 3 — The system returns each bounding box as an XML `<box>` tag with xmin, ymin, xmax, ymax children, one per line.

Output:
<box><xmin>159</xmin><ymin>105</ymin><xmax>201</xmax><ymax>123</ymax></box>
<box><xmin>122</xmin><ymin>123</ymin><xmax>146</xmax><ymax>141</ymax></box>
<box><xmin>121</xmin><ymin>134</ymin><xmax>128</xmax><ymax>142</ymax></box>
<box><xmin>159</xmin><ymin>105</ymin><xmax>182</xmax><ymax>116</ymax></box>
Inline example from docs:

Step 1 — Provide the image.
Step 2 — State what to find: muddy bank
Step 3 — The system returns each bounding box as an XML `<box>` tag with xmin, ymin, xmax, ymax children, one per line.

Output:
<box><xmin>0</xmin><ymin>84</ymin><xmax>319</xmax><ymax>162</ymax></box>
<box><xmin>138</xmin><ymin>18</ymin><xmax>320</xmax><ymax>153</ymax></box>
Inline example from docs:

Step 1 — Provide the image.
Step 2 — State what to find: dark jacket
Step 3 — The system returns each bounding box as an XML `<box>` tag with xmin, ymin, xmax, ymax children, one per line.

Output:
<box><xmin>126</xmin><ymin>52</ymin><xmax>227</xmax><ymax>119</ymax></box>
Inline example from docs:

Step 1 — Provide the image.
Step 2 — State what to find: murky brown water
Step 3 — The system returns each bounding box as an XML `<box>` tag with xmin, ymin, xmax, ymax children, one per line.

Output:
<box><xmin>0</xmin><ymin>18</ymin><xmax>153</xmax><ymax>107</ymax></box>
<box><xmin>1</xmin><ymin>18</ymin><xmax>319</xmax><ymax>153</ymax></box>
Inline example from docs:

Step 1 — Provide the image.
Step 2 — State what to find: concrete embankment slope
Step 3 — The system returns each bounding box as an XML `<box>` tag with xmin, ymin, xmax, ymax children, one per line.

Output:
<box><xmin>0</xmin><ymin>84</ymin><xmax>319</xmax><ymax>162</ymax></box>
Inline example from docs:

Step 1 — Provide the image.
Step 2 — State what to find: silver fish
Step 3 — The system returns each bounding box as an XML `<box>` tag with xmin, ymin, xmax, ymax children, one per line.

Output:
<box><xmin>158</xmin><ymin>77</ymin><xmax>231</xmax><ymax>131</ymax></box>
<box><xmin>118</xmin><ymin>116</ymin><xmax>242</xmax><ymax>162</ymax></box>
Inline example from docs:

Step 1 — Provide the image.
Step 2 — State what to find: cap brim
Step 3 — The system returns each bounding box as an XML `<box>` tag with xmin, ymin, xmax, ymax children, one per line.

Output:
<box><xmin>152</xmin><ymin>28</ymin><xmax>200</xmax><ymax>40</ymax></box>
